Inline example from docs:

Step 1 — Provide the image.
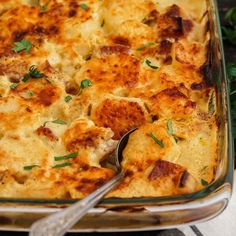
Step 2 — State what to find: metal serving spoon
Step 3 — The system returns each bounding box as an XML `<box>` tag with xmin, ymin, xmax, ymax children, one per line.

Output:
<box><xmin>29</xmin><ymin>128</ymin><xmax>136</xmax><ymax>236</ymax></box>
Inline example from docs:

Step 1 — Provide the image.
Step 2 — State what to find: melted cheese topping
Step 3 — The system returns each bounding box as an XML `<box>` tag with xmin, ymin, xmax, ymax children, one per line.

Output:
<box><xmin>0</xmin><ymin>0</ymin><xmax>217</xmax><ymax>199</ymax></box>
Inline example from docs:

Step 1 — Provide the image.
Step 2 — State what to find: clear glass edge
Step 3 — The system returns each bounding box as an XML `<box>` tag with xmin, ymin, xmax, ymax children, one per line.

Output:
<box><xmin>0</xmin><ymin>0</ymin><xmax>233</xmax><ymax>210</ymax></box>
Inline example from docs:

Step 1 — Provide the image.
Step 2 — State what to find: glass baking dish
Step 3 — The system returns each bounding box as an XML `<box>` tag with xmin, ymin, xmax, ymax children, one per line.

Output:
<box><xmin>0</xmin><ymin>0</ymin><xmax>233</xmax><ymax>232</ymax></box>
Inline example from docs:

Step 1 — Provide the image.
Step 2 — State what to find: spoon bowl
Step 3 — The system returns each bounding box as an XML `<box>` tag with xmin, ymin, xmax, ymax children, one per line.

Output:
<box><xmin>30</xmin><ymin>128</ymin><xmax>137</xmax><ymax>236</ymax></box>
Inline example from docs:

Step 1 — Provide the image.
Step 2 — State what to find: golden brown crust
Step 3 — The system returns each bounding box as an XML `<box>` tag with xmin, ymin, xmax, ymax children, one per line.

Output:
<box><xmin>0</xmin><ymin>0</ymin><xmax>216</xmax><ymax>199</ymax></box>
<box><xmin>91</xmin><ymin>98</ymin><xmax>148</xmax><ymax>139</ymax></box>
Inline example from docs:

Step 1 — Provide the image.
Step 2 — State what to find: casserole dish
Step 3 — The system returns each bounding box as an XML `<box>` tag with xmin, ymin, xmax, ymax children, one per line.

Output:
<box><xmin>0</xmin><ymin>0</ymin><xmax>233</xmax><ymax>232</ymax></box>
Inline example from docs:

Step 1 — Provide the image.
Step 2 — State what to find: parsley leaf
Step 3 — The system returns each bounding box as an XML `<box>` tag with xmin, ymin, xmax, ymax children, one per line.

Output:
<box><xmin>81</xmin><ymin>79</ymin><xmax>92</xmax><ymax>88</ymax></box>
<box><xmin>145</xmin><ymin>59</ymin><xmax>158</xmax><ymax>69</ymax></box>
<box><xmin>149</xmin><ymin>133</ymin><xmax>164</xmax><ymax>148</ymax></box>
<box><xmin>80</xmin><ymin>3</ymin><xmax>88</xmax><ymax>10</ymax></box>
<box><xmin>22</xmin><ymin>65</ymin><xmax>44</xmax><ymax>83</ymax></box>
<box><xmin>12</xmin><ymin>39</ymin><xmax>33</xmax><ymax>54</ymax></box>
<box><xmin>28</xmin><ymin>90</ymin><xmax>34</xmax><ymax>97</ymax></box>
<box><xmin>54</xmin><ymin>152</ymin><xmax>78</xmax><ymax>161</ymax></box>
<box><xmin>65</xmin><ymin>95</ymin><xmax>72</xmax><ymax>103</ymax></box>
<box><xmin>10</xmin><ymin>83</ymin><xmax>19</xmax><ymax>90</ymax></box>
<box><xmin>28</xmin><ymin>65</ymin><xmax>44</xmax><ymax>78</ymax></box>
<box><xmin>78</xmin><ymin>79</ymin><xmax>92</xmax><ymax>95</ymax></box>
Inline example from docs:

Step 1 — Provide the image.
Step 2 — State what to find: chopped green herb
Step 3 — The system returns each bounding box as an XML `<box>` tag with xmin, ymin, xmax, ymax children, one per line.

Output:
<box><xmin>51</xmin><ymin>119</ymin><xmax>67</xmax><ymax>125</ymax></box>
<box><xmin>28</xmin><ymin>90</ymin><xmax>34</xmax><ymax>97</ymax></box>
<box><xmin>167</xmin><ymin>119</ymin><xmax>173</xmax><ymax>135</ymax></box>
<box><xmin>149</xmin><ymin>133</ymin><xmax>164</xmax><ymax>148</ymax></box>
<box><xmin>24</xmin><ymin>165</ymin><xmax>39</xmax><ymax>171</ymax></box>
<box><xmin>174</xmin><ymin>137</ymin><xmax>179</xmax><ymax>143</ymax></box>
<box><xmin>53</xmin><ymin>162</ymin><xmax>72</xmax><ymax>168</ymax></box>
<box><xmin>81</xmin><ymin>79</ymin><xmax>92</xmax><ymax>88</ymax></box>
<box><xmin>10</xmin><ymin>83</ymin><xmax>19</xmax><ymax>90</ymax></box>
<box><xmin>22</xmin><ymin>65</ymin><xmax>44</xmax><ymax>83</ymax></box>
<box><xmin>136</xmin><ymin>42</ymin><xmax>156</xmax><ymax>51</ymax></box>
<box><xmin>12</xmin><ymin>39</ymin><xmax>33</xmax><ymax>54</ymax></box>
<box><xmin>80</xmin><ymin>3</ymin><xmax>88</xmax><ymax>10</ymax></box>
<box><xmin>200</xmin><ymin>166</ymin><xmax>208</xmax><ymax>173</ymax></box>
<box><xmin>101</xmin><ymin>19</ymin><xmax>105</xmax><ymax>27</ymax></box>
<box><xmin>54</xmin><ymin>152</ymin><xmax>78</xmax><ymax>161</ymax></box>
<box><xmin>65</xmin><ymin>95</ymin><xmax>72</xmax><ymax>103</ymax></box>
<box><xmin>36</xmin><ymin>0</ymin><xmax>48</xmax><ymax>12</ymax></box>
<box><xmin>28</xmin><ymin>65</ymin><xmax>44</xmax><ymax>78</ymax></box>
<box><xmin>145</xmin><ymin>59</ymin><xmax>158</xmax><ymax>69</ymax></box>
<box><xmin>22</xmin><ymin>74</ymin><xmax>30</xmax><ymax>82</ymax></box>
<box><xmin>78</xmin><ymin>79</ymin><xmax>92</xmax><ymax>95</ymax></box>
<box><xmin>201</xmin><ymin>179</ymin><xmax>209</xmax><ymax>186</ymax></box>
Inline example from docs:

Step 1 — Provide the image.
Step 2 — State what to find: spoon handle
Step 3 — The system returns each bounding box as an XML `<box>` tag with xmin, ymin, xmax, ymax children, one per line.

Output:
<box><xmin>30</xmin><ymin>171</ymin><xmax>125</xmax><ymax>236</ymax></box>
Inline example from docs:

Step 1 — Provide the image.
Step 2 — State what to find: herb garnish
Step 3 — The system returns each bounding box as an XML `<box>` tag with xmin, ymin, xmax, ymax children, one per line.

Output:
<box><xmin>54</xmin><ymin>152</ymin><xmax>78</xmax><ymax>161</ymax></box>
<box><xmin>44</xmin><ymin>119</ymin><xmax>67</xmax><ymax>126</ymax></box>
<box><xmin>200</xmin><ymin>166</ymin><xmax>208</xmax><ymax>173</ymax></box>
<box><xmin>28</xmin><ymin>90</ymin><xmax>34</xmax><ymax>97</ymax></box>
<box><xmin>201</xmin><ymin>179</ymin><xmax>209</xmax><ymax>186</ymax></box>
<box><xmin>10</xmin><ymin>83</ymin><xmax>19</xmax><ymax>90</ymax></box>
<box><xmin>101</xmin><ymin>19</ymin><xmax>105</xmax><ymax>27</ymax></box>
<box><xmin>52</xmin><ymin>119</ymin><xmax>67</xmax><ymax>125</ymax></box>
<box><xmin>81</xmin><ymin>79</ymin><xmax>92</xmax><ymax>88</ymax></box>
<box><xmin>145</xmin><ymin>59</ymin><xmax>158</xmax><ymax>69</ymax></box>
<box><xmin>65</xmin><ymin>95</ymin><xmax>72</xmax><ymax>103</ymax></box>
<box><xmin>24</xmin><ymin>165</ymin><xmax>39</xmax><ymax>171</ymax></box>
<box><xmin>80</xmin><ymin>3</ymin><xmax>88</xmax><ymax>10</ymax></box>
<box><xmin>167</xmin><ymin>119</ymin><xmax>173</xmax><ymax>135</ymax></box>
<box><xmin>36</xmin><ymin>0</ymin><xmax>49</xmax><ymax>12</ymax></box>
<box><xmin>78</xmin><ymin>79</ymin><xmax>92</xmax><ymax>95</ymax></box>
<box><xmin>136</xmin><ymin>42</ymin><xmax>156</xmax><ymax>51</ymax></box>
<box><xmin>22</xmin><ymin>65</ymin><xmax>44</xmax><ymax>82</ymax></box>
<box><xmin>53</xmin><ymin>162</ymin><xmax>72</xmax><ymax>168</ymax></box>
<box><xmin>12</xmin><ymin>39</ymin><xmax>33</xmax><ymax>54</ymax></box>
<box><xmin>149</xmin><ymin>133</ymin><xmax>164</xmax><ymax>148</ymax></box>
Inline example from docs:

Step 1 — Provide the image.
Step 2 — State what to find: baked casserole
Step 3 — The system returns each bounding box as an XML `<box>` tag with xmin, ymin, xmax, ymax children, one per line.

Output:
<box><xmin>0</xmin><ymin>0</ymin><xmax>217</xmax><ymax>199</ymax></box>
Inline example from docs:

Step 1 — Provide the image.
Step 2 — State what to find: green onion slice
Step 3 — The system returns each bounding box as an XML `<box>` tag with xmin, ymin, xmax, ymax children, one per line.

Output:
<box><xmin>24</xmin><ymin>165</ymin><xmax>39</xmax><ymax>170</ymax></box>
<box><xmin>149</xmin><ymin>133</ymin><xmax>164</xmax><ymax>148</ymax></box>
<box><xmin>53</xmin><ymin>162</ymin><xmax>73</xmax><ymax>168</ymax></box>
<box><xmin>54</xmin><ymin>152</ymin><xmax>78</xmax><ymax>161</ymax></box>
<box><xmin>51</xmin><ymin>119</ymin><xmax>67</xmax><ymax>125</ymax></box>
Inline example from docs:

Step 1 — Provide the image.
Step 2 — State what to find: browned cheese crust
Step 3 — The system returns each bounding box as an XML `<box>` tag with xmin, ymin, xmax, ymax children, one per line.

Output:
<box><xmin>0</xmin><ymin>0</ymin><xmax>217</xmax><ymax>199</ymax></box>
